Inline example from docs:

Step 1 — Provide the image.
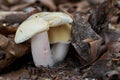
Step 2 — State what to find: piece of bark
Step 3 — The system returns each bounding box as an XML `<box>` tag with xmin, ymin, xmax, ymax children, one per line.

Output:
<box><xmin>72</xmin><ymin>14</ymin><xmax>102</xmax><ymax>67</ymax></box>
<box><xmin>0</xmin><ymin>34</ymin><xmax>30</xmax><ymax>70</ymax></box>
<box><xmin>0</xmin><ymin>11</ymin><xmax>29</xmax><ymax>23</ymax></box>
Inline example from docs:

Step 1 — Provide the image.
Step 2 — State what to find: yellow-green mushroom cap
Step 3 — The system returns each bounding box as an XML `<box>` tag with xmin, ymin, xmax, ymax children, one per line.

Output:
<box><xmin>48</xmin><ymin>24</ymin><xmax>72</xmax><ymax>44</ymax></box>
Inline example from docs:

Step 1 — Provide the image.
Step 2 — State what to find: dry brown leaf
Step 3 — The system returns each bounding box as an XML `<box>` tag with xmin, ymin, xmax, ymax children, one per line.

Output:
<box><xmin>39</xmin><ymin>0</ymin><xmax>57</xmax><ymax>11</ymax></box>
<box><xmin>10</xmin><ymin>3</ymin><xmax>31</xmax><ymax>11</ymax></box>
<box><xmin>0</xmin><ymin>11</ymin><xmax>29</xmax><ymax>23</ymax></box>
<box><xmin>0</xmin><ymin>34</ymin><xmax>30</xmax><ymax>69</ymax></box>
<box><xmin>0</xmin><ymin>23</ymin><xmax>17</xmax><ymax>35</ymax></box>
<box><xmin>72</xmin><ymin>14</ymin><xmax>102</xmax><ymax>67</ymax></box>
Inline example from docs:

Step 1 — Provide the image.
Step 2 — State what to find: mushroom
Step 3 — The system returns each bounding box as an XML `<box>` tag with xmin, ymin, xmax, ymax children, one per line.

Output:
<box><xmin>14</xmin><ymin>18</ymin><xmax>54</xmax><ymax>67</ymax></box>
<box><xmin>48</xmin><ymin>24</ymin><xmax>72</xmax><ymax>63</ymax></box>
<box><xmin>14</xmin><ymin>12</ymin><xmax>73</xmax><ymax>67</ymax></box>
<box><xmin>28</xmin><ymin>12</ymin><xmax>73</xmax><ymax>64</ymax></box>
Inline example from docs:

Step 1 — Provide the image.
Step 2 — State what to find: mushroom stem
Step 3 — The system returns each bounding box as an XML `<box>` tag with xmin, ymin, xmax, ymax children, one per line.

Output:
<box><xmin>31</xmin><ymin>31</ymin><xmax>53</xmax><ymax>67</ymax></box>
<box><xmin>51</xmin><ymin>43</ymin><xmax>70</xmax><ymax>64</ymax></box>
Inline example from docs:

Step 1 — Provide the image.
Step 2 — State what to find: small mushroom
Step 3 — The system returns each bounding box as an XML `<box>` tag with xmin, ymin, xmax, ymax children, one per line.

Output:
<box><xmin>15</xmin><ymin>12</ymin><xmax>73</xmax><ymax>67</ymax></box>
<box><xmin>48</xmin><ymin>24</ymin><xmax>72</xmax><ymax>63</ymax></box>
<box><xmin>14</xmin><ymin>18</ymin><xmax>54</xmax><ymax>67</ymax></box>
<box><xmin>28</xmin><ymin>12</ymin><xmax>73</xmax><ymax>64</ymax></box>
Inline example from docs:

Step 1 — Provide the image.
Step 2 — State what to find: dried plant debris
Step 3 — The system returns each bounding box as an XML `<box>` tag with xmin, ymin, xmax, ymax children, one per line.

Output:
<box><xmin>81</xmin><ymin>41</ymin><xmax>120</xmax><ymax>79</ymax></box>
<box><xmin>88</xmin><ymin>0</ymin><xmax>119</xmax><ymax>33</ymax></box>
<box><xmin>72</xmin><ymin>13</ymin><xmax>102</xmax><ymax>67</ymax></box>
<box><xmin>79</xmin><ymin>29</ymin><xmax>120</xmax><ymax>79</ymax></box>
<box><xmin>0</xmin><ymin>23</ymin><xmax>18</xmax><ymax>35</ymax></box>
<box><xmin>10</xmin><ymin>3</ymin><xmax>32</xmax><ymax>11</ymax></box>
<box><xmin>58</xmin><ymin>1</ymin><xmax>90</xmax><ymax>15</ymax></box>
<box><xmin>1</xmin><ymin>68</ymin><xmax>30</xmax><ymax>80</ymax></box>
<box><xmin>38</xmin><ymin>0</ymin><xmax>57</xmax><ymax>11</ymax></box>
<box><xmin>0</xmin><ymin>11</ymin><xmax>29</xmax><ymax>23</ymax></box>
<box><xmin>0</xmin><ymin>34</ymin><xmax>30</xmax><ymax>70</ymax></box>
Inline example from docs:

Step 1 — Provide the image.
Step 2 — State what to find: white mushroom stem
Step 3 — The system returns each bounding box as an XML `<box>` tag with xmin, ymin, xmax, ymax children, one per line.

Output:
<box><xmin>51</xmin><ymin>43</ymin><xmax>70</xmax><ymax>64</ymax></box>
<box><xmin>31</xmin><ymin>31</ymin><xmax>53</xmax><ymax>67</ymax></box>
